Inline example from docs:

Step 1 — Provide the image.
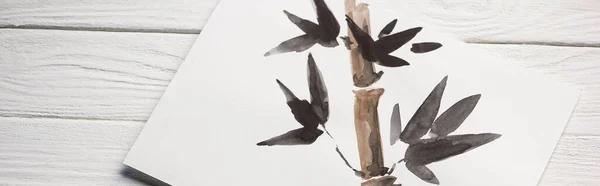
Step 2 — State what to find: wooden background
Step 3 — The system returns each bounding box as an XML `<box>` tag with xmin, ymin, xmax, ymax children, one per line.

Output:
<box><xmin>1</xmin><ymin>0</ymin><xmax>599</xmax><ymax>185</ymax></box>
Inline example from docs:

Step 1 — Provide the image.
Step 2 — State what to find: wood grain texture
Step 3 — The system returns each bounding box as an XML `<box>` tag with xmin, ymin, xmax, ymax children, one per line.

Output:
<box><xmin>0</xmin><ymin>0</ymin><xmax>219</xmax><ymax>34</ymax></box>
<box><xmin>0</xmin><ymin>29</ymin><xmax>195</xmax><ymax>121</ymax></box>
<box><xmin>1</xmin><ymin>0</ymin><xmax>599</xmax><ymax>45</ymax></box>
<box><xmin>540</xmin><ymin>135</ymin><xmax>600</xmax><ymax>186</ymax></box>
<box><xmin>0</xmin><ymin>117</ymin><xmax>147</xmax><ymax>186</ymax></box>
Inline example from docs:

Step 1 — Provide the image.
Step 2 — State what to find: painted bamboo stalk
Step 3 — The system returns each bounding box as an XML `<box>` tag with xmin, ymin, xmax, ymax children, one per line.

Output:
<box><xmin>352</xmin><ymin>88</ymin><xmax>386</xmax><ymax>179</ymax></box>
<box><xmin>361</xmin><ymin>175</ymin><xmax>399</xmax><ymax>186</ymax></box>
<box><xmin>344</xmin><ymin>0</ymin><xmax>395</xmax><ymax>184</ymax></box>
<box><xmin>344</xmin><ymin>0</ymin><xmax>383</xmax><ymax>88</ymax></box>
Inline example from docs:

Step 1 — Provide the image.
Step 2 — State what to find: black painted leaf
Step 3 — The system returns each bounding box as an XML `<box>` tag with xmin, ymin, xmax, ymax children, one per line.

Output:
<box><xmin>404</xmin><ymin>133</ymin><xmax>501</xmax><ymax>166</ymax></box>
<box><xmin>406</xmin><ymin>162</ymin><xmax>439</xmax><ymax>185</ymax></box>
<box><xmin>430</xmin><ymin>94</ymin><xmax>481</xmax><ymax>137</ymax></box>
<box><xmin>256</xmin><ymin>128</ymin><xmax>324</xmax><ymax>146</ymax></box>
<box><xmin>264</xmin><ymin>34</ymin><xmax>318</xmax><ymax>57</ymax></box>
<box><xmin>307</xmin><ymin>53</ymin><xmax>329</xmax><ymax>124</ymax></box>
<box><xmin>400</xmin><ymin>76</ymin><xmax>447</xmax><ymax>144</ymax></box>
<box><xmin>313</xmin><ymin>0</ymin><xmax>340</xmax><ymax>39</ymax></box>
<box><xmin>345</xmin><ymin>15</ymin><xmax>375</xmax><ymax>45</ymax></box>
<box><xmin>375</xmin><ymin>27</ymin><xmax>422</xmax><ymax>55</ymax></box>
<box><xmin>411</xmin><ymin>42</ymin><xmax>442</xmax><ymax>53</ymax></box>
<box><xmin>377</xmin><ymin>54</ymin><xmax>410</xmax><ymax>68</ymax></box>
<box><xmin>378</xmin><ymin>19</ymin><xmax>398</xmax><ymax>39</ymax></box>
<box><xmin>283</xmin><ymin>10</ymin><xmax>319</xmax><ymax>34</ymax></box>
<box><xmin>276</xmin><ymin>79</ymin><xmax>299</xmax><ymax>103</ymax></box>
<box><xmin>390</xmin><ymin>103</ymin><xmax>402</xmax><ymax>145</ymax></box>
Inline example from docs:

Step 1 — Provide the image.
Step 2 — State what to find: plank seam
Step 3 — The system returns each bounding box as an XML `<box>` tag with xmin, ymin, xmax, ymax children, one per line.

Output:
<box><xmin>0</xmin><ymin>114</ymin><xmax>147</xmax><ymax>122</ymax></box>
<box><xmin>466</xmin><ymin>40</ymin><xmax>600</xmax><ymax>48</ymax></box>
<box><xmin>0</xmin><ymin>25</ymin><xmax>201</xmax><ymax>35</ymax></box>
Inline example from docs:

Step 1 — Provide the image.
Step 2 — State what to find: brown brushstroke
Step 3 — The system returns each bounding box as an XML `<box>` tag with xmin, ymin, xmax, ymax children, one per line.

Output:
<box><xmin>353</xmin><ymin>88</ymin><xmax>386</xmax><ymax>179</ymax></box>
<box><xmin>361</xmin><ymin>175</ymin><xmax>400</xmax><ymax>186</ymax></box>
<box><xmin>344</xmin><ymin>0</ymin><xmax>383</xmax><ymax>88</ymax></box>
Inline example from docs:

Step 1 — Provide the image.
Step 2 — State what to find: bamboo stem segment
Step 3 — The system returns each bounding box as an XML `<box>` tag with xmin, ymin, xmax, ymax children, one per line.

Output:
<box><xmin>345</xmin><ymin>0</ymin><xmax>396</xmax><ymax>184</ymax></box>
<box><xmin>353</xmin><ymin>88</ymin><xmax>386</xmax><ymax>179</ymax></box>
<box><xmin>361</xmin><ymin>175</ymin><xmax>399</xmax><ymax>186</ymax></box>
<box><xmin>344</xmin><ymin>0</ymin><xmax>383</xmax><ymax>88</ymax></box>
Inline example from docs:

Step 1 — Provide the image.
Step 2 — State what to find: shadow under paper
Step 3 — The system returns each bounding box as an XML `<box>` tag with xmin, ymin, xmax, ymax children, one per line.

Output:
<box><xmin>120</xmin><ymin>165</ymin><xmax>170</xmax><ymax>186</ymax></box>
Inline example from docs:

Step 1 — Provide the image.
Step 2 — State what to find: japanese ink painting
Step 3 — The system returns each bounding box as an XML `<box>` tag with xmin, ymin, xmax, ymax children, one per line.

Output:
<box><xmin>123</xmin><ymin>0</ymin><xmax>581</xmax><ymax>186</ymax></box>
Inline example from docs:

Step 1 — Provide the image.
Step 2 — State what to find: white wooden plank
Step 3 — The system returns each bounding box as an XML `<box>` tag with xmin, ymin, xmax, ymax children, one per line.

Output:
<box><xmin>0</xmin><ymin>0</ymin><xmax>219</xmax><ymax>34</ymax></box>
<box><xmin>0</xmin><ymin>29</ymin><xmax>196</xmax><ymax>121</ymax></box>
<box><xmin>0</xmin><ymin>117</ymin><xmax>147</xmax><ymax>186</ymax></box>
<box><xmin>2</xmin><ymin>29</ymin><xmax>598</xmax><ymax>135</ymax></box>
<box><xmin>541</xmin><ymin>135</ymin><xmax>600</xmax><ymax>186</ymax></box>
<box><xmin>0</xmin><ymin>116</ymin><xmax>597</xmax><ymax>185</ymax></box>
<box><xmin>1</xmin><ymin>0</ymin><xmax>599</xmax><ymax>44</ymax></box>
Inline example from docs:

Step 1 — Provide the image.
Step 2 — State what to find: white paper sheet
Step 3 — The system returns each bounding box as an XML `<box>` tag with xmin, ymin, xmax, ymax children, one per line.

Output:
<box><xmin>123</xmin><ymin>0</ymin><xmax>581</xmax><ymax>185</ymax></box>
